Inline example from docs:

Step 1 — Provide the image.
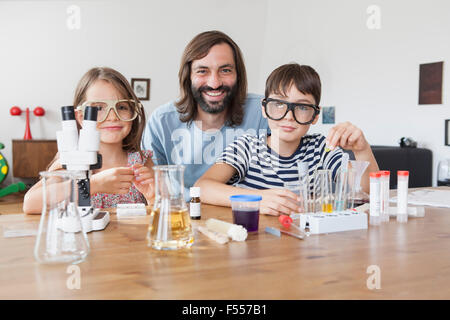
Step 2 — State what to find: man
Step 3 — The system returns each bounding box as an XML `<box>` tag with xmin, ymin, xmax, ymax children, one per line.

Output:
<box><xmin>142</xmin><ymin>30</ymin><xmax>268</xmax><ymax>199</ymax></box>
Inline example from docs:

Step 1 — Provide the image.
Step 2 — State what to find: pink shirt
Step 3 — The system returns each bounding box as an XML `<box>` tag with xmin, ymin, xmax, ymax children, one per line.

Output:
<box><xmin>91</xmin><ymin>150</ymin><xmax>153</xmax><ymax>209</ymax></box>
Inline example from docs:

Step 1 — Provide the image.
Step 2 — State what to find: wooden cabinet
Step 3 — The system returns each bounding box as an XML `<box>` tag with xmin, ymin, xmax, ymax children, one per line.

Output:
<box><xmin>12</xmin><ymin>140</ymin><xmax>58</xmax><ymax>178</ymax></box>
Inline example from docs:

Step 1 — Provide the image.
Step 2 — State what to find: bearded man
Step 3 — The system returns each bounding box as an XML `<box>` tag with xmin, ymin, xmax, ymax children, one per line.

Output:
<box><xmin>142</xmin><ymin>31</ymin><xmax>268</xmax><ymax>199</ymax></box>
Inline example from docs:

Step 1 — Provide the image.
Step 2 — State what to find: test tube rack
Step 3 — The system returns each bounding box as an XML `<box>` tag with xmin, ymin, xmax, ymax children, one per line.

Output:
<box><xmin>291</xmin><ymin>210</ymin><xmax>368</xmax><ymax>235</ymax></box>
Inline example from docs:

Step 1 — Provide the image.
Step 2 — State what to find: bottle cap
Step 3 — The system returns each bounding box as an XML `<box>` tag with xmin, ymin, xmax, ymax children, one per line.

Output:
<box><xmin>190</xmin><ymin>187</ymin><xmax>200</xmax><ymax>198</ymax></box>
<box><xmin>370</xmin><ymin>172</ymin><xmax>381</xmax><ymax>178</ymax></box>
<box><xmin>379</xmin><ymin>170</ymin><xmax>390</xmax><ymax>176</ymax></box>
<box><xmin>398</xmin><ymin>171</ymin><xmax>409</xmax><ymax>176</ymax></box>
<box><xmin>229</xmin><ymin>195</ymin><xmax>262</xmax><ymax>202</ymax></box>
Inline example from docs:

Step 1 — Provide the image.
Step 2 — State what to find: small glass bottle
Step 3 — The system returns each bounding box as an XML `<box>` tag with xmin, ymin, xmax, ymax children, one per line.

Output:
<box><xmin>189</xmin><ymin>187</ymin><xmax>201</xmax><ymax>220</ymax></box>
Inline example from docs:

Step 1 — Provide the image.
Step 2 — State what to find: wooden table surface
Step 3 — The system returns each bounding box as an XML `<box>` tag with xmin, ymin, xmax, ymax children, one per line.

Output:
<box><xmin>1</xmin><ymin>195</ymin><xmax>450</xmax><ymax>299</ymax></box>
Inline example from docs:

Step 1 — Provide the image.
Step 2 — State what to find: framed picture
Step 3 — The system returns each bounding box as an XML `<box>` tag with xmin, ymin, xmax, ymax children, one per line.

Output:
<box><xmin>322</xmin><ymin>106</ymin><xmax>335</xmax><ymax>124</ymax></box>
<box><xmin>419</xmin><ymin>61</ymin><xmax>443</xmax><ymax>105</ymax></box>
<box><xmin>131</xmin><ymin>78</ymin><xmax>150</xmax><ymax>101</ymax></box>
<box><xmin>446</xmin><ymin>119</ymin><xmax>450</xmax><ymax>146</ymax></box>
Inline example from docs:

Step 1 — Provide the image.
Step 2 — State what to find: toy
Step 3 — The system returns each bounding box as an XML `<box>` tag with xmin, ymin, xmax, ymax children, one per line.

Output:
<box><xmin>0</xmin><ymin>142</ymin><xmax>25</xmax><ymax>198</ymax></box>
<box><xmin>10</xmin><ymin>106</ymin><xmax>45</xmax><ymax>140</ymax></box>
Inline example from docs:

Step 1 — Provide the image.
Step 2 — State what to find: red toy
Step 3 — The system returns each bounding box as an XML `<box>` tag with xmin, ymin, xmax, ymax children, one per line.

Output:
<box><xmin>10</xmin><ymin>106</ymin><xmax>45</xmax><ymax>140</ymax></box>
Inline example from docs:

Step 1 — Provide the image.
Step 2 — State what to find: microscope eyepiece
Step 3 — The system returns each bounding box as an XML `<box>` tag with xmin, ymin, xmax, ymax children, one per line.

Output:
<box><xmin>84</xmin><ymin>106</ymin><xmax>98</xmax><ymax>121</ymax></box>
<box><xmin>61</xmin><ymin>106</ymin><xmax>75</xmax><ymax>121</ymax></box>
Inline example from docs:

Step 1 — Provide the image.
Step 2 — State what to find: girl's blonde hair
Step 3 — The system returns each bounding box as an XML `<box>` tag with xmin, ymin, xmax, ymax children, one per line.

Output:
<box><xmin>73</xmin><ymin>67</ymin><xmax>146</xmax><ymax>154</ymax></box>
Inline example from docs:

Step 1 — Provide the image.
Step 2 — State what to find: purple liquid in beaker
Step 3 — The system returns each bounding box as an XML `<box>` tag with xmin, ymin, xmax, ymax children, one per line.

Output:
<box><xmin>232</xmin><ymin>209</ymin><xmax>259</xmax><ymax>232</ymax></box>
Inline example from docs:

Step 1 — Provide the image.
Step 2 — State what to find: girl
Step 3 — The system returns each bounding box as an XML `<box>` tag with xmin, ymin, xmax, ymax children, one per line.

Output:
<box><xmin>23</xmin><ymin>67</ymin><xmax>154</xmax><ymax>214</ymax></box>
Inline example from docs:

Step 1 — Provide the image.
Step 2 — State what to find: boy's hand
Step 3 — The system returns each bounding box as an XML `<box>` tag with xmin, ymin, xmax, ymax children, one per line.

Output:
<box><xmin>90</xmin><ymin>167</ymin><xmax>135</xmax><ymax>195</ymax></box>
<box><xmin>131</xmin><ymin>163</ymin><xmax>155</xmax><ymax>201</ymax></box>
<box><xmin>258</xmin><ymin>189</ymin><xmax>303</xmax><ymax>216</ymax></box>
<box><xmin>326</xmin><ymin>121</ymin><xmax>370</xmax><ymax>152</ymax></box>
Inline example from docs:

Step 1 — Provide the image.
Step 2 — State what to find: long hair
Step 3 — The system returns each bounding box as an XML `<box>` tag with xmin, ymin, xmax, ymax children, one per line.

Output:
<box><xmin>175</xmin><ymin>30</ymin><xmax>247</xmax><ymax>127</ymax></box>
<box><xmin>73</xmin><ymin>67</ymin><xmax>146</xmax><ymax>154</ymax></box>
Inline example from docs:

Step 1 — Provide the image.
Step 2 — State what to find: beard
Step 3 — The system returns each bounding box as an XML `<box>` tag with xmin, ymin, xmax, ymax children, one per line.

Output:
<box><xmin>191</xmin><ymin>83</ymin><xmax>237</xmax><ymax>114</ymax></box>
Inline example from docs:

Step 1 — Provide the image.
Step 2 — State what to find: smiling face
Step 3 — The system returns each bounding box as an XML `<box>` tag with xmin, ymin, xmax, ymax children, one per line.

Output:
<box><xmin>190</xmin><ymin>42</ymin><xmax>237</xmax><ymax>114</ymax></box>
<box><xmin>76</xmin><ymin>80</ymin><xmax>132</xmax><ymax>146</ymax></box>
<box><xmin>263</xmin><ymin>84</ymin><xmax>319</xmax><ymax>144</ymax></box>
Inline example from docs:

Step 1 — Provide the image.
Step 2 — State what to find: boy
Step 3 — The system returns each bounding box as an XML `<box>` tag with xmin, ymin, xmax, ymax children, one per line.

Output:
<box><xmin>195</xmin><ymin>63</ymin><xmax>379</xmax><ymax>216</ymax></box>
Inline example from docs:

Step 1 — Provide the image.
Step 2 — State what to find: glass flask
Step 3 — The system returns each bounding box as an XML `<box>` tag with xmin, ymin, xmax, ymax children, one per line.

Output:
<box><xmin>34</xmin><ymin>171</ymin><xmax>89</xmax><ymax>264</ymax></box>
<box><xmin>437</xmin><ymin>159</ymin><xmax>450</xmax><ymax>186</ymax></box>
<box><xmin>348</xmin><ymin>160</ymin><xmax>370</xmax><ymax>206</ymax></box>
<box><xmin>147</xmin><ymin>165</ymin><xmax>194</xmax><ymax>250</ymax></box>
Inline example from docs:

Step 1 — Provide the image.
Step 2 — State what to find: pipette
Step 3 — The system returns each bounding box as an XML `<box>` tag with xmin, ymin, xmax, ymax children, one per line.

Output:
<box><xmin>334</xmin><ymin>153</ymin><xmax>349</xmax><ymax>211</ymax></box>
<box><xmin>265</xmin><ymin>227</ymin><xmax>305</xmax><ymax>240</ymax></box>
<box><xmin>278</xmin><ymin>215</ymin><xmax>308</xmax><ymax>238</ymax></box>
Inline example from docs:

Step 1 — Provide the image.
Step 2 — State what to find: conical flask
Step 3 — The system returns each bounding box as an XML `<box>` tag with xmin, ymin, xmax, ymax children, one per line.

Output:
<box><xmin>147</xmin><ymin>165</ymin><xmax>194</xmax><ymax>250</ymax></box>
<box><xmin>349</xmin><ymin>160</ymin><xmax>370</xmax><ymax>206</ymax></box>
<box><xmin>34</xmin><ymin>170</ymin><xmax>89</xmax><ymax>264</ymax></box>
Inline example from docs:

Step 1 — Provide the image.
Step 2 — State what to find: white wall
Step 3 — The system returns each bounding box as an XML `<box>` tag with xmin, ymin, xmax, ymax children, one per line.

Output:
<box><xmin>257</xmin><ymin>0</ymin><xmax>450</xmax><ymax>185</ymax></box>
<box><xmin>1</xmin><ymin>0</ymin><xmax>449</xmax><ymax>187</ymax></box>
<box><xmin>0</xmin><ymin>0</ymin><xmax>268</xmax><ymax>184</ymax></box>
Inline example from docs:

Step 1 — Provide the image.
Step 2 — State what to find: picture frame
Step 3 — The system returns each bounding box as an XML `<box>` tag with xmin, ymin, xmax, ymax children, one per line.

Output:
<box><xmin>322</xmin><ymin>106</ymin><xmax>335</xmax><ymax>124</ymax></box>
<box><xmin>131</xmin><ymin>78</ymin><xmax>150</xmax><ymax>101</ymax></box>
<box><xmin>446</xmin><ymin>119</ymin><xmax>450</xmax><ymax>146</ymax></box>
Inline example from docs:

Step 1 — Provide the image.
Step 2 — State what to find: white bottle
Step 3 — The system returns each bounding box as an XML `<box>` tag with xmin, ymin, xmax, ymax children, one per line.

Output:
<box><xmin>380</xmin><ymin>171</ymin><xmax>390</xmax><ymax>222</ymax></box>
<box><xmin>369</xmin><ymin>172</ymin><xmax>381</xmax><ymax>225</ymax></box>
<box><xmin>397</xmin><ymin>171</ymin><xmax>409</xmax><ymax>223</ymax></box>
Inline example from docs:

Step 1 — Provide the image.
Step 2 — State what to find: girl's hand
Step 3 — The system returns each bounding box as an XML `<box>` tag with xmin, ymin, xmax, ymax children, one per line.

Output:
<box><xmin>258</xmin><ymin>189</ymin><xmax>302</xmax><ymax>216</ymax></box>
<box><xmin>131</xmin><ymin>163</ymin><xmax>155</xmax><ymax>201</ymax></box>
<box><xmin>326</xmin><ymin>121</ymin><xmax>370</xmax><ymax>152</ymax></box>
<box><xmin>90</xmin><ymin>167</ymin><xmax>135</xmax><ymax>194</ymax></box>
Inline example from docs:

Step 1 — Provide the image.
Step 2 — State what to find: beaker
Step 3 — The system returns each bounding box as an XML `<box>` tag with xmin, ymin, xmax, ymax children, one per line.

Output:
<box><xmin>284</xmin><ymin>180</ymin><xmax>309</xmax><ymax>213</ymax></box>
<box><xmin>312</xmin><ymin>169</ymin><xmax>333</xmax><ymax>213</ymax></box>
<box><xmin>147</xmin><ymin>165</ymin><xmax>194</xmax><ymax>250</ymax></box>
<box><xmin>349</xmin><ymin>160</ymin><xmax>370</xmax><ymax>206</ymax></box>
<box><xmin>34</xmin><ymin>171</ymin><xmax>90</xmax><ymax>264</ymax></box>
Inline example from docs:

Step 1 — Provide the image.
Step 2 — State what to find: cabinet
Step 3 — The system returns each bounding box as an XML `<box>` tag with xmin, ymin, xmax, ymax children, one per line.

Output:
<box><xmin>12</xmin><ymin>140</ymin><xmax>58</xmax><ymax>178</ymax></box>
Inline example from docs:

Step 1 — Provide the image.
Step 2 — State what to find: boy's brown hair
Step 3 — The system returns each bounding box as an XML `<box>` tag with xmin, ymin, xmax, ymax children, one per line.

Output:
<box><xmin>265</xmin><ymin>63</ymin><xmax>321</xmax><ymax>105</ymax></box>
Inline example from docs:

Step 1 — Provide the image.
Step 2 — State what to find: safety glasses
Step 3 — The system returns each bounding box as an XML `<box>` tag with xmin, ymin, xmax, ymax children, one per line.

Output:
<box><xmin>76</xmin><ymin>100</ymin><xmax>142</xmax><ymax>122</ymax></box>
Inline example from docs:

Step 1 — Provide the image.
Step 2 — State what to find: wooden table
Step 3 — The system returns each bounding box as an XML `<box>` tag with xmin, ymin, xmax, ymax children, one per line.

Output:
<box><xmin>1</xmin><ymin>199</ymin><xmax>450</xmax><ymax>299</ymax></box>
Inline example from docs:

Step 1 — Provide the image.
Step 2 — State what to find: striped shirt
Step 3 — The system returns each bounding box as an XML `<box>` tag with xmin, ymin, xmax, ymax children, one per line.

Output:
<box><xmin>216</xmin><ymin>133</ymin><xmax>343</xmax><ymax>190</ymax></box>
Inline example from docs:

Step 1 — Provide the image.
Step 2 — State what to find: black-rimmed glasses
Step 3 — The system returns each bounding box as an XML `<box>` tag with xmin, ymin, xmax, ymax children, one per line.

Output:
<box><xmin>262</xmin><ymin>98</ymin><xmax>320</xmax><ymax>125</ymax></box>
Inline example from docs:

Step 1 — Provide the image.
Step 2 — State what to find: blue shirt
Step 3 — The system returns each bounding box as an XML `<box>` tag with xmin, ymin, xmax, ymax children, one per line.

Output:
<box><xmin>142</xmin><ymin>93</ymin><xmax>269</xmax><ymax>200</ymax></box>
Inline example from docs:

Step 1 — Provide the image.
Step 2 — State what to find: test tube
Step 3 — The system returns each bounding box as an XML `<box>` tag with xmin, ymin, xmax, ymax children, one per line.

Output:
<box><xmin>297</xmin><ymin>161</ymin><xmax>310</xmax><ymax>213</ymax></box>
<box><xmin>397</xmin><ymin>171</ymin><xmax>409</xmax><ymax>223</ymax></box>
<box><xmin>334</xmin><ymin>153</ymin><xmax>349</xmax><ymax>212</ymax></box>
<box><xmin>369</xmin><ymin>172</ymin><xmax>381</xmax><ymax>225</ymax></box>
<box><xmin>379</xmin><ymin>171</ymin><xmax>390</xmax><ymax>222</ymax></box>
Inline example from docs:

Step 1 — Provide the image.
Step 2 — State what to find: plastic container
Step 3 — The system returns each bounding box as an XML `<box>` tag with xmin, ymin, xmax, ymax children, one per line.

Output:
<box><xmin>379</xmin><ymin>171</ymin><xmax>390</xmax><ymax>222</ymax></box>
<box><xmin>397</xmin><ymin>171</ymin><xmax>409</xmax><ymax>223</ymax></box>
<box><xmin>229</xmin><ymin>195</ymin><xmax>262</xmax><ymax>232</ymax></box>
<box><xmin>369</xmin><ymin>172</ymin><xmax>381</xmax><ymax>226</ymax></box>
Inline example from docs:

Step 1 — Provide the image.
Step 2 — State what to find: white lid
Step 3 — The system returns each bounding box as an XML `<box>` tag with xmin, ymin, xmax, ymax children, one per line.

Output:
<box><xmin>190</xmin><ymin>187</ymin><xmax>200</xmax><ymax>197</ymax></box>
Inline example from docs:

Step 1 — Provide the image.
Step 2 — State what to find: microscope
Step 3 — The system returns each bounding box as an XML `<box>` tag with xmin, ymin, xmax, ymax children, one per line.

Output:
<box><xmin>56</xmin><ymin>105</ymin><xmax>110</xmax><ymax>232</ymax></box>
